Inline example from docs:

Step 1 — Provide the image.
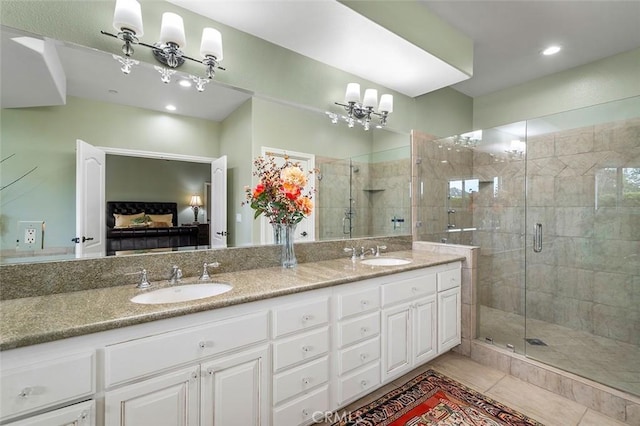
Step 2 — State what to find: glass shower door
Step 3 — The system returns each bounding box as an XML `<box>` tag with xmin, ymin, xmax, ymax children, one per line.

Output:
<box><xmin>524</xmin><ymin>97</ymin><xmax>640</xmax><ymax>397</ymax></box>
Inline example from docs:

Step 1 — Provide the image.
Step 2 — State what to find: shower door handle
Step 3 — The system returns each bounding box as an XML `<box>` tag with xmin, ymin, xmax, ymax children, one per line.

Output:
<box><xmin>533</xmin><ymin>223</ymin><xmax>543</xmax><ymax>253</ymax></box>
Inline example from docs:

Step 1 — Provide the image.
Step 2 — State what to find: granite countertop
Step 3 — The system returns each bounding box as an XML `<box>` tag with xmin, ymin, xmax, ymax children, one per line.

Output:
<box><xmin>0</xmin><ymin>250</ymin><xmax>463</xmax><ymax>350</ymax></box>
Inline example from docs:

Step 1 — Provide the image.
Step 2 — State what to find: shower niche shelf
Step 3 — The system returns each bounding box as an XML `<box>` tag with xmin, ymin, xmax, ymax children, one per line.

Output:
<box><xmin>362</xmin><ymin>188</ymin><xmax>385</xmax><ymax>192</ymax></box>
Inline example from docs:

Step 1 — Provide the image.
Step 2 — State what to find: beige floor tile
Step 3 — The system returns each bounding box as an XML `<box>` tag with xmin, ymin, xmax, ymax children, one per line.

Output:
<box><xmin>578</xmin><ymin>409</ymin><xmax>628</xmax><ymax>426</ymax></box>
<box><xmin>428</xmin><ymin>351</ymin><xmax>506</xmax><ymax>393</ymax></box>
<box><xmin>486</xmin><ymin>375</ymin><xmax>586</xmax><ymax>426</ymax></box>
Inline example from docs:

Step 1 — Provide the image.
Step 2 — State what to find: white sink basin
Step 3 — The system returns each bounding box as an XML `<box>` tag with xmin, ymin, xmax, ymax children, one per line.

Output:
<box><xmin>361</xmin><ymin>257</ymin><xmax>412</xmax><ymax>266</ymax></box>
<box><xmin>131</xmin><ymin>283</ymin><xmax>233</xmax><ymax>304</ymax></box>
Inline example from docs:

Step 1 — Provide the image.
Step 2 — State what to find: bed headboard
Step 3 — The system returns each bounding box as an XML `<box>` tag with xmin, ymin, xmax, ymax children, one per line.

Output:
<box><xmin>106</xmin><ymin>201</ymin><xmax>179</xmax><ymax>228</ymax></box>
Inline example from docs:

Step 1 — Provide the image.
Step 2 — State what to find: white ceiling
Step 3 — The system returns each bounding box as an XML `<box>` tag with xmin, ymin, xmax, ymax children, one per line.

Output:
<box><xmin>421</xmin><ymin>0</ymin><xmax>640</xmax><ymax>97</ymax></box>
<box><xmin>171</xmin><ymin>0</ymin><xmax>640</xmax><ymax>98</ymax></box>
<box><xmin>168</xmin><ymin>0</ymin><xmax>470</xmax><ymax>98</ymax></box>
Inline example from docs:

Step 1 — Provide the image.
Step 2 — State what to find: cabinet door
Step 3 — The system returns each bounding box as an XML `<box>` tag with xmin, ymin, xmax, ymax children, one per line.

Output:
<box><xmin>201</xmin><ymin>345</ymin><xmax>269</xmax><ymax>426</ymax></box>
<box><xmin>380</xmin><ymin>303</ymin><xmax>411</xmax><ymax>383</ymax></box>
<box><xmin>5</xmin><ymin>400</ymin><xmax>94</xmax><ymax>426</ymax></box>
<box><xmin>438</xmin><ymin>287</ymin><xmax>461</xmax><ymax>353</ymax></box>
<box><xmin>413</xmin><ymin>295</ymin><xmax>437</xmax><ymax>365</ymax></box>
<box><xmin>104</xmin><ymin>367</ymin><xmax>199</xmax><ymax>426</ymax></box>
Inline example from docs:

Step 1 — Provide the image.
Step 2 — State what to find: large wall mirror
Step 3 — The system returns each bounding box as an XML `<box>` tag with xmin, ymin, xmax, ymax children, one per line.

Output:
<box><xmin>0</xmin><ymin>25</ymin><xmax>410</xmax><ymax>265</ymax></box>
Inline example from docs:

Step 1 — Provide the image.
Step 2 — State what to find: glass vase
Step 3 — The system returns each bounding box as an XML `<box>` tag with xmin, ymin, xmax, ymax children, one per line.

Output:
<box><xmin>272</xmin><ymin>222</ymin><xmax>297</xmax><ymax>268</ymax></box>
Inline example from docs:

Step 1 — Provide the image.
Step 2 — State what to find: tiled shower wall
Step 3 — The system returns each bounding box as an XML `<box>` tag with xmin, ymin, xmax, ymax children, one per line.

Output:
<box><xmin>317</xmin><ymin>156</ymin><xmax>411</xmax><ymax>241</ymax></box>
<box><xmin>525</xmin><ymin>117</ymin><xmax>640</xmax><ymax>345</ymax></box>
<box><xmin>414</xmin><ymin>115</ymin><xmax>639</xmax><ymax>346</ymax></box>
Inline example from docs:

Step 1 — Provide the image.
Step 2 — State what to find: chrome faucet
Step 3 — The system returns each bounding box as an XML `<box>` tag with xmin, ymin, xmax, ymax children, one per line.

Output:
<box><xmin>360</xmin><ymin>246</ymin><xmax>375</xmax><ymax>260</ymax></box>
<box><xmin>344</xmin><ymin>247</ymin><xmax>357</xmax><ymax>262</ymax></box>
<box><xmin>375</xmin><ymin>245</ymin><xmax>387</xmax><ymax>257</ymax></box>
<box><xmin>169</xmin><ymin>265</ymin><xmax>182</xmax><ymax>284</ymax></box>
<box><xmin>199</xmin><ymin>261</ymin><xmax>220</xmax><ymax>281</ymax></box>
<box><xmin>136</xmin><ymin>269</ymin><xmax>151</xmax><ymax>289</ymax></box>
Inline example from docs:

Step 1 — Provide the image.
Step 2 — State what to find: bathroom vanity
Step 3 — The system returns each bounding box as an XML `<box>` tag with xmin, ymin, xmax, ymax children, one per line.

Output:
<box><xmin>0</xmin><ymin>252</ymin><xmax>461</xmax><ymax>426</ymax></box>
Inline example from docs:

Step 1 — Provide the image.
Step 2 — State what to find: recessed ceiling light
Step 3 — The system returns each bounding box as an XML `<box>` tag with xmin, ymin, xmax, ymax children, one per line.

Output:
<box><xmin>178</xmin><ymin>79</ymin><xmax>192</xmax><ymax>88</ymax></box>
<box><xmin>542</xmin><ymin>45</ymin><xmax>561</xmax><ymax>56</ymax></box>
<box><xmin>165</xmin><ymin>105</ymin><xmax>177</xmax><ymax>111</ymax></box>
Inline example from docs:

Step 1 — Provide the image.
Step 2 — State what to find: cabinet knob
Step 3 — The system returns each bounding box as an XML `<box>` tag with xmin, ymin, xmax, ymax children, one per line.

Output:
<box><xmin>301</xmin><ymin>377</ymin><xmax>311</xmax><ymax>385</ymax></box>
<box><xmin>78</xmin><ymin>410</ymin><xmax>89</xmax><ymax>424</ymax></box>
<box><xmin>360</xmin><ymin>380</ymin><xmax>368</xmax><ymax>388</ymax></box>
<box><xmin>361</xmin><ymin>327</ymin><xmax>369</xmax><ymax>334</ymax></box>
<box><xmin>361</xmin><ymin>299</ymin><xmax>369</xmax><ymax>306</ymax></box>
<box><xmin>302</xmin><ymin>409</ymin><xmax>310</xmax><ymax>417</ymax></box>
<box><xmin>302</xmin><ymin>345</ymin><xmax>312</xmax><ymax>353</ymax></box>
<box><xmin>198</xmin><ymin>341</ymin><xmax>214</xmax><ymax>349</ymax></box>
<box><xmin>18</xmin><ymin>387</ymin><xmax>32</xmax><ymax>398</ymax></box>
<box><xmin>360</xmin><ymin>353</ymin><xmax>368</xmax><ymax>361</ymax></box>
<box><xmin>207</xmin><ymin>368</ymin><xmax>215</xmax><ymax>375</ymax></box>
<box><xmin>301</xmin><ymin>314</ymin><xmax>312</xmax><ymax>322</ymax></box>
<box><xmin>411</xmin><ymin>287</ymin><xmax>419</xmax><ymax>293</ymax></box>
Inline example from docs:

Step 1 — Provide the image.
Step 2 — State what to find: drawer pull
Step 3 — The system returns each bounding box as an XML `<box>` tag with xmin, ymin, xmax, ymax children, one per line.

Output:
<box><xmin>360</xmin><ymin>380</ymin><xmax>368</xmax><ymax>388</ymax></box>
<box><xmin>191</xmin><ymin>372</ymin><xmax>199</xmax><ymax>380</ymax></box>
<box><xmin>302</xmin><ymin>409</ymin><xmax>310</xmax><ymax>417</ymax></box>
<box><xmin>207</xmin><ymin>368</ymin><xmax>215</xmax><ymax>375</ymax></box>
<box><xmin>361</xmin><ymin>300</ymin><xmax>369</xmax><ymax>306</ymax></box>
<box><xmin>361</xmin><ymin>327</ymin><xmax>369</xmax><ymax>334</ymax></box>
<box><xmin>301</xmin><ymin>314</ymin><xmax>313</xmax><ymax>322</ymax></box>
<box><xmin>360</xmin><ymin>353</ymin><xmax>368</xmax><ymax>361</ymax></box>
<box><xmin>302</xmin><ymin>345</ymin><xmax>312</xmax><ymax>353</ymax></box>
<box><xmin>302</xmin><ymin>377</ymin><xmax>311</xmax><ymax>385</ymax></box>
<box><xmin>198</xmin><ymin>341</ymin><xmax>214</xmax><ymax>349</ymax></box>
<box><xmin>18</xmin><ymin>387</ymin><xmax>32</xmax><ymax>398</ymax></box>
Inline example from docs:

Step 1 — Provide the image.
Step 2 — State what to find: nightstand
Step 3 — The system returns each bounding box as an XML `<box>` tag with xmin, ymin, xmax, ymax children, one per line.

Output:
<box><xmin>181</xmin><ymin>223</ymin><xmax>210</xmax><ymax>246</ymax></box>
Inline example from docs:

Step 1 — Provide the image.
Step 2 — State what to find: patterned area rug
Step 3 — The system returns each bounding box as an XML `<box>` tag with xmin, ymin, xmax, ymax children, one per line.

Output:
<box><xmin>332</xmin><ymin>369</ymin><xmax>544</xmax><ymax>426</ymax></box>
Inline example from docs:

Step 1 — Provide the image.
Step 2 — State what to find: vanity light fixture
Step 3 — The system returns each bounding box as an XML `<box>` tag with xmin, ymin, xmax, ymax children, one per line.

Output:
<box><xmin>190</xmin><ymin>195</ymin><xmax>202</xmax><ymax>223</ymax></box>
<box><xmin>505</xmin><ymin>139</ymin><xmax>526</xmax><ymax>159</ymax></box>
<box><xmin>327</xmin><ymin>83</ymin><xmax>393</xmax><ymax>131</ymax></box>
<box><xmin>102</xmin><ymin>0</ymin><xmax>225</xmax><ymax>91</ymax></box>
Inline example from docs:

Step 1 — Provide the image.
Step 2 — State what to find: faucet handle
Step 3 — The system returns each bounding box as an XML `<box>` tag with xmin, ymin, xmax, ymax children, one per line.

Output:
<box><xmin>137</xmin><ymin>269</ymin><xmax>151</xmax><ymax>289</ymax></box>
<box><xmin>200</xmin><ymin>261</ymin><xmax>220</xmax><ymax>281</ymax></box>
<box><xmin>376</xmin><ymin>245</ymin><xmax>387</xmax><ymax>256</ymax></box>
<box><xmin>344</xmin><ymin>247</ymin><xmax>357</xmax><ymax>261</ymax></box>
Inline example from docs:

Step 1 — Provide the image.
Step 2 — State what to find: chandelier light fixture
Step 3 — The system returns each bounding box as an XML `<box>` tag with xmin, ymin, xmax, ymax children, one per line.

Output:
<box><xmin>102</xmin><ymin>0</ymin><xmax>224</xmax><ymax>92</ymax></box>
<box><xmin>327</xmin><ymin>83</ymin><xmax>393</xmax><ymax>130</ymax></box>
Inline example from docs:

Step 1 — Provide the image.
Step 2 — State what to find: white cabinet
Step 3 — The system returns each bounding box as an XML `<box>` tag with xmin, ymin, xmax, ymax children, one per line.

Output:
<box><xmin>0</xmin><ymin>351</ymin><xmax>95</xmax><ymax>424</ymax></box>
<box><xmin>5</xmin><ymin>400</ymin><xmax>95</xmax><ymax>426</ymax></box>
<box><xmin>380</xmin><ymin>270</ymin><xmax>437</xmax><ymax>383</ymax></box>
<box><xmin>333</xmin><ymin>283</ymin><xmax>382</xmax><ymax>407</ymax></box>
<box><xmin>437</xmin><ymin>268</ymin><xmax>462</xmax><ymax>353</ymax></box>
<box><xmin>105</xmin><ymin>345</ymin><xmax>270</xmax><ymax>426</ymax></box>
<box><xmin>104</xmin><ymin>366</ymin><xmax>200</xmax><ymax>426</ymax></box>
<box><xmin>271</xmin><ymin>295</ymin><xmax>331</xmax><ymax>426</ymax></box>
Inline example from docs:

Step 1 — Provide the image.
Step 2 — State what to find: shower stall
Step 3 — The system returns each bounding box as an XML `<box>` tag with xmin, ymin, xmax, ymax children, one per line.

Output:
<box><xmin>317</xmin><ymin>146</ymin><xmax>411</xmax><ymax>240</ymax></box>
<box><xmin>414</xmin><ymin>96</ymin><xmax>640</xmax><ymax>398</ymax></box>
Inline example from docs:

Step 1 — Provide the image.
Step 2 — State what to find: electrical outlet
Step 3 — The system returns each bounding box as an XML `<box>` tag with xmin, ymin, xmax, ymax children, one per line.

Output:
<box><xmin>16</xmin><ymin>221</ymin><xmax>45</xmax><ymax>251</ymax></box>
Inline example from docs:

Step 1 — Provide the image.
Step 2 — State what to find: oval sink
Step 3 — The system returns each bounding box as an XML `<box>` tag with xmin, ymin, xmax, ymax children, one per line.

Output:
<box><xmin>361</xmin><ymin>257</ymin><xmax>412</xmax><ymax>266</ymax></box>
<box><xmin>131</xmin><ymin>283</ymin><xmax>233</xmax><ymax>304</ymax></box>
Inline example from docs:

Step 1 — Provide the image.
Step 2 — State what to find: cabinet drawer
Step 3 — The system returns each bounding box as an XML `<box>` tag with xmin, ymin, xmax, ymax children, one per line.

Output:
<box><xmin>338</xmin><ymin>336</ymin><xmax>380</xmax><ymax>376</ymax></box>
<box><xmin>5</xmin><ymin>400</ymin><xmax>95</xmax><ymax>426</ymax></box>
<box><xmin>336</xmin><ymin>287</ymin><xmax>380</xmax><ymax>319</ymax></box>
<box><xmin>105</xmin><ymin>311</ymin><xmax>268</xmax><ymax>386</ymax></box>
<box><xmin>273</xmin><ymin>385</ymin><xmax>329</xmax><ymax>426</ymax></box>
<box><xmin>0</xmin><ymin>351</ymin><xmax>95</xmax><ymax>421</ymax></box>
<box><xmin>273</xmin><ymin>327</ymin><xmax>329</xmax><ymax>372</ymax></box>
<box><xmin>273</xmin><ymin>298</ymin><xmax>329</xmax><ymax>338</ymax></box>
<box><xmin>337</xmin><ymin>362</ymin><xmax>380</xmax><ymax>406</ymax></box>
<box><xmin>337</xmin><ymin>312</ymin><xmax>380</xmax><ymax>348</ymax></box>
<box><xmin>273</xmin><ymin>356</ymin><xmax>329</xmax><ymax>405</ymax></box>
<box><xmin>381</xmin><ymin>273</ymin><xmax>436</xmax><ymax>306</ymax></box>
<box><xmin>438</xmin><ymin>267</ymin><xmax>461</xmax><ymax>292</ymax></box>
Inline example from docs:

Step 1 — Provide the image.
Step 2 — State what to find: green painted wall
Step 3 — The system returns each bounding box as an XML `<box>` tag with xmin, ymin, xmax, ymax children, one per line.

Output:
<box><xmin>0</xmin><ymin>96</ymin><xmax>219</xmax><ymax>252</ymax></box>
<box><xmin>414</xmin><ymin>87</ymin><xmax>474</xmax><ymax>138</ymax></box>
<box><xmin>473</xmin><ymin>48</ymin><xmax>640</xmax><ymax>129</ymax></box>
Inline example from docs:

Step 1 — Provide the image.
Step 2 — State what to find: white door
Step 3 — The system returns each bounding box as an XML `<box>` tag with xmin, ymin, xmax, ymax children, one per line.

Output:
<box><xmin>104</xmin><ymin>366</ymin><xmax>200</xmax><ymax>426</ymax></box>
<box><xmin>201</xmin><ymin>345</ymin><xmax>269</xmax><ymax>426</ymax></box>
<box><xmin>381</xmin><ymin>303</ymin><xmax>411</xmax><ymax>383</ymax></box>
<box><xmin>210</xmin><ymin>156</ymin><xmax>227</xmax><ymax>248</ymax></box>
<box><xmin>75</xmin><ymin>139</ymin><xmax>105</xmax><ymax>258</ymax></box>
<box><xmin>413</xmin><ymin>295</ymin><xmax>437</xmax><ymax>365</ymax></box>
<box><xmin>260</xmin><ymin>147</ymin><xmax>315</xmax><ymax>244</ymax></box>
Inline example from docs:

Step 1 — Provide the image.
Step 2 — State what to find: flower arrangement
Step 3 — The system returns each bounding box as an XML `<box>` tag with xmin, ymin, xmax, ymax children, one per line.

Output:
<box><xmin>245</xmin><ymin>154</ymin><xmax>314</xmax><ymax>225</ymax></box>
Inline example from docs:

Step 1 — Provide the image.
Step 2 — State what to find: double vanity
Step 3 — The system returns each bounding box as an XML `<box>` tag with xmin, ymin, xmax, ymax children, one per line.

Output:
<box><xmin>0</xmin><ymin>250</ymin><xmax>462</xmax><ymax>426</ymax></box>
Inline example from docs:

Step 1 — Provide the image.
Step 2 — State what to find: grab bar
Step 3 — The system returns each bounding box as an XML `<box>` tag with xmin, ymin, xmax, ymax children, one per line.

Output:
<box><xmin>533</xmin><ymin>223</ymin><xmax>543</xmax><ymax>253</ymax></box>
